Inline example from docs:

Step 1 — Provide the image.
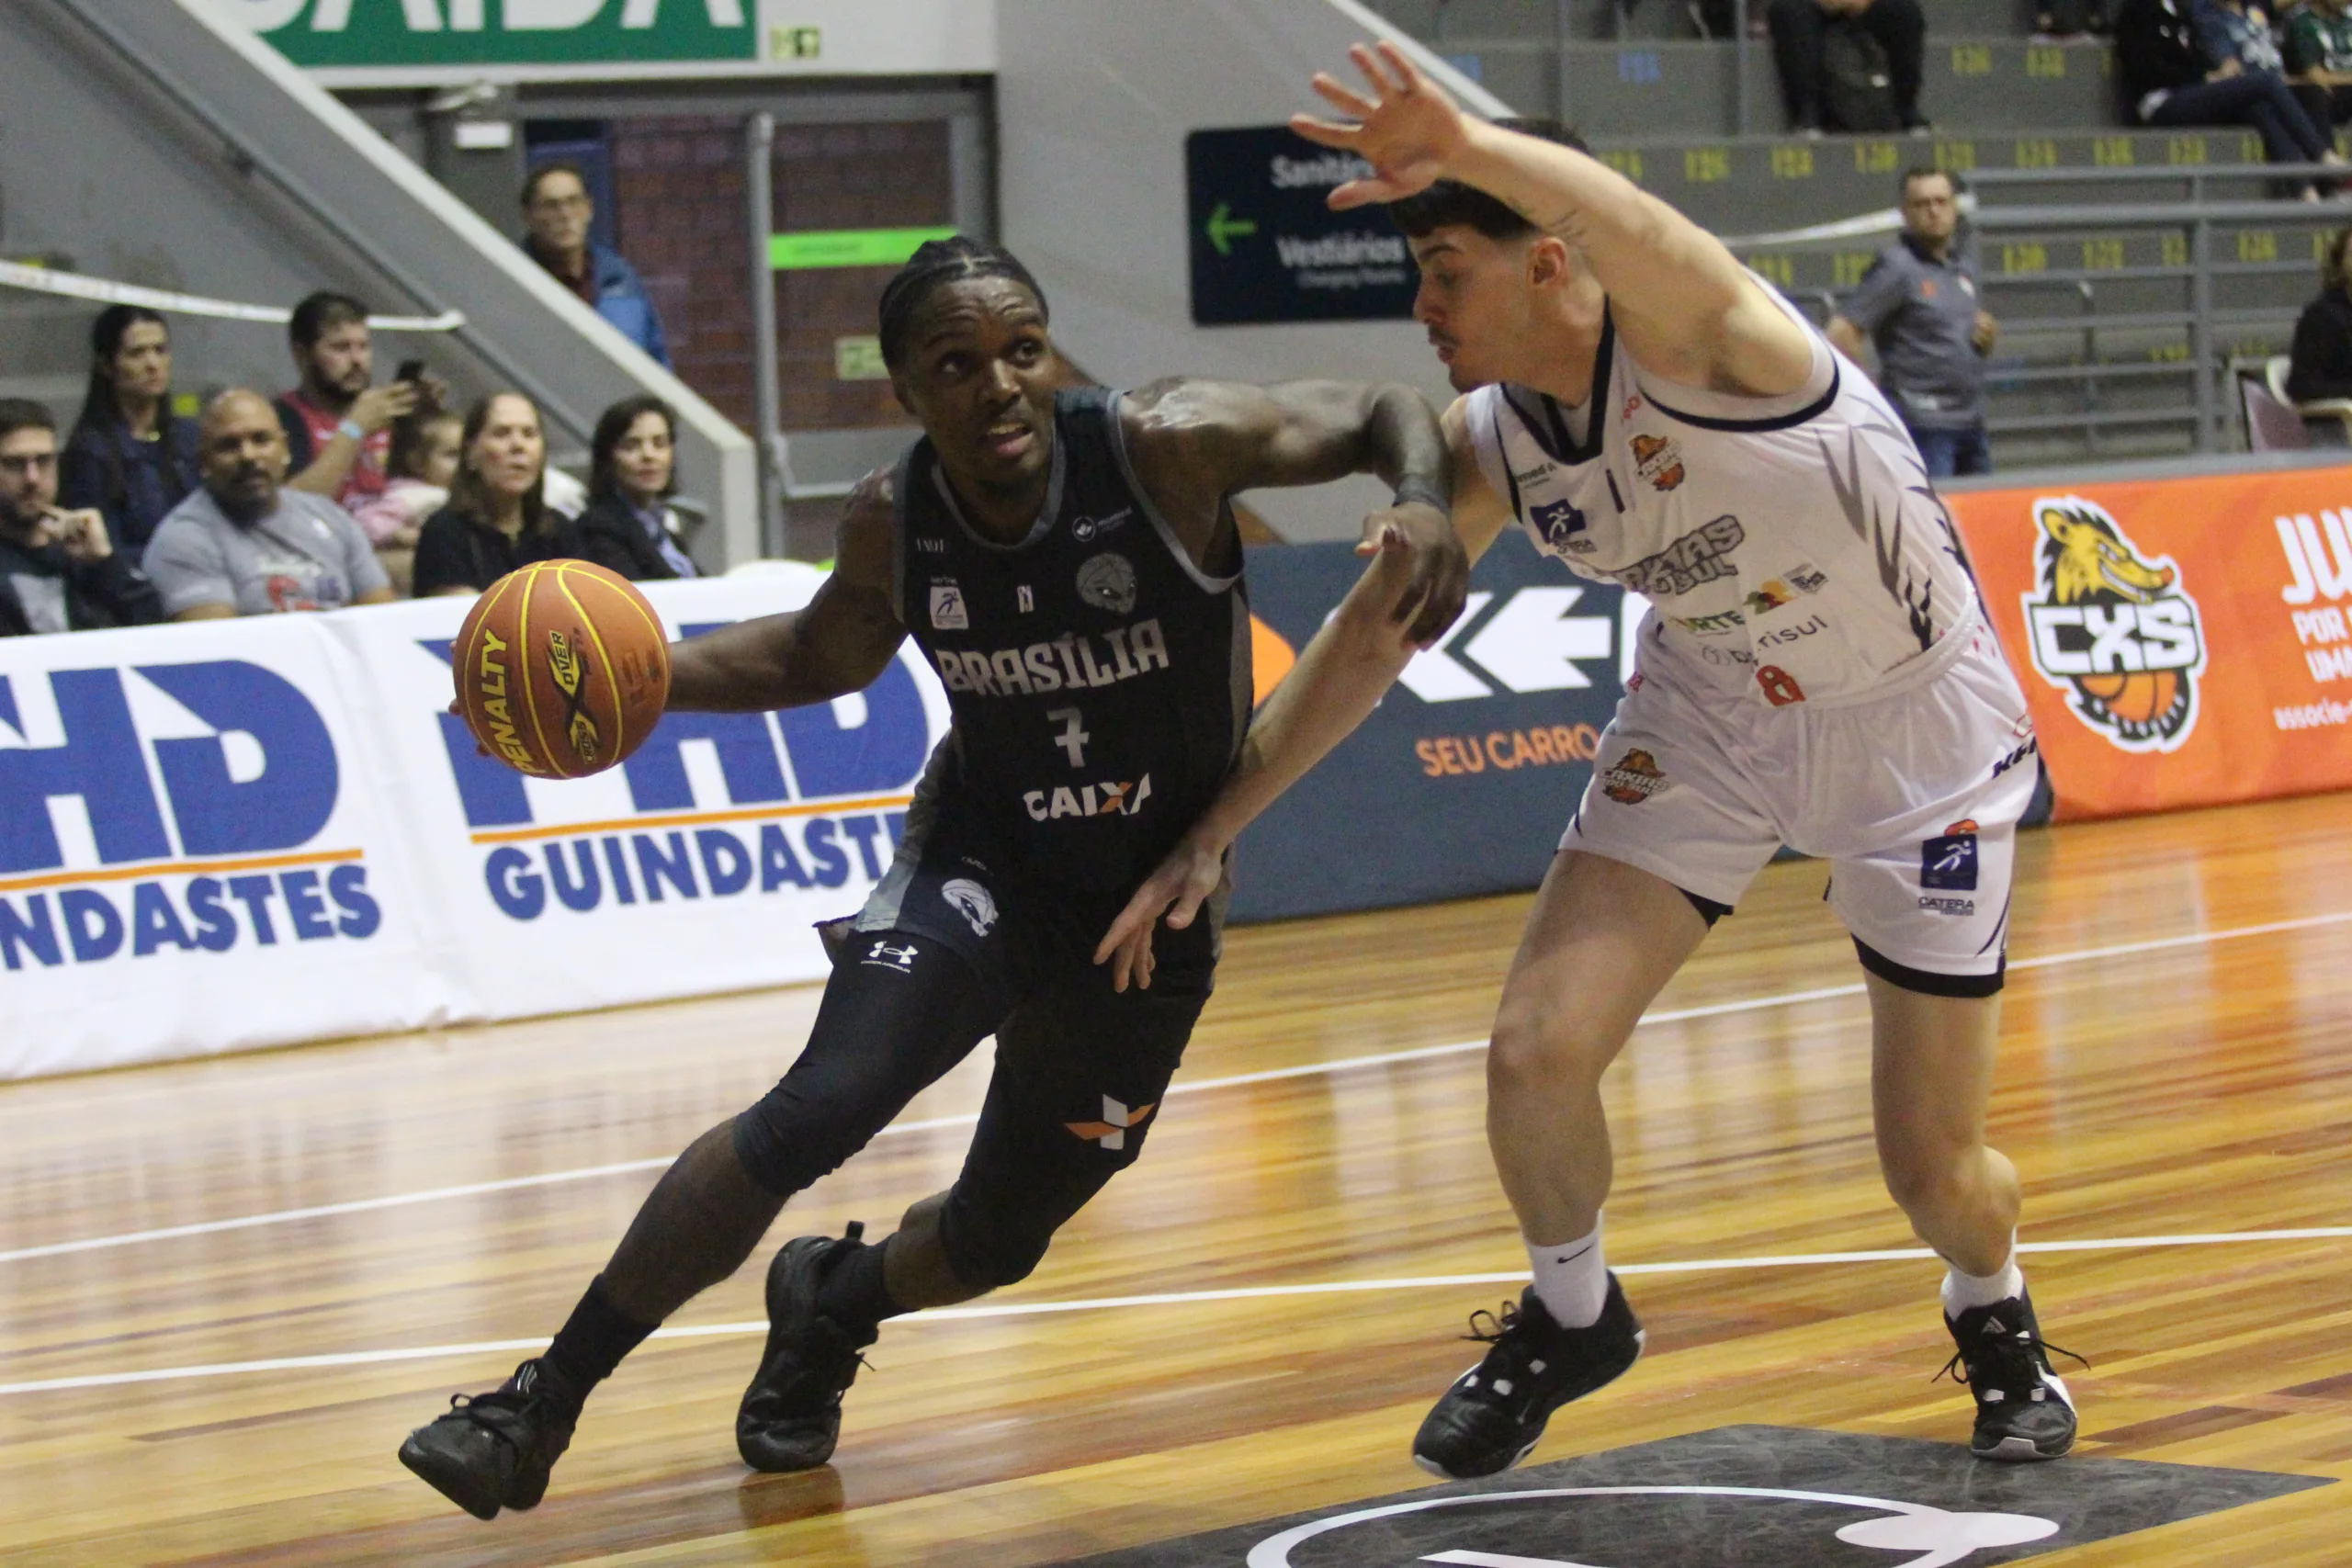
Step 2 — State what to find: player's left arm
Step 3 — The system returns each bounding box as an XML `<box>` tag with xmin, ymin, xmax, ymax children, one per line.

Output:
<box><xmin>1294</xmin><ymin>41</ymin><xmax>1815</xmax><ymax>399</ymax></box>
<box><xmin>1118</xmin><ymin>377</ymin><xmax>1468</xmax><ymax>647</ymax></box>
<box><xmin>1093</xmin><ymin>396</ymin><xmax>1507</xmax><ymax>992</ymax></box>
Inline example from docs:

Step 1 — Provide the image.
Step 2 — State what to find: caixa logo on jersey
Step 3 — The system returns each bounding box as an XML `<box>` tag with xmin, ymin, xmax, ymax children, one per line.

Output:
<box><xmin>0</xmin><ymin>660</ymin><xmax>377</xmax><ymax>975</ymax></box>
<box><xmin>422</xmin><ymin>628</ymin><xmax>936</xmax><ymax>924</ymax></box>
<box><xmin>2019</xmin><ymin>496</ymin><xmax>2207</xmax><ymax>753</ymax></box>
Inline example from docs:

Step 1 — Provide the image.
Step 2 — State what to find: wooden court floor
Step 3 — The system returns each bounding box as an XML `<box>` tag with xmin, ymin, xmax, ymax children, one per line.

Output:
<box><xmin>3</xmin><ymin>791</ymin><xmax>2349</xmax><ymax>1566</ymax></box>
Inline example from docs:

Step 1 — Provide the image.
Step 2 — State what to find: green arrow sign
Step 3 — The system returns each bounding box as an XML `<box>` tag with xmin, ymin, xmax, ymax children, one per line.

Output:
<box><xmin>1205</xmin><ymin>203</ymin><xmax>1258</xmax><ymax>257</ymax></box>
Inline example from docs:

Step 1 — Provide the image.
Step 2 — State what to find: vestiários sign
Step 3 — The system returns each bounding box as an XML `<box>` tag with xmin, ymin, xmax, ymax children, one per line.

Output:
<box><xmin>1186</xmin><ymin>126</ymin><xmax>1420</xmax><ymax>327</ymax></box>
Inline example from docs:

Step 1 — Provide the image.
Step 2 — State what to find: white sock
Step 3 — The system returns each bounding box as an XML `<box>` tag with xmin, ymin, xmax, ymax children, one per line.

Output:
<box><xmin>1940</xmin><ymin>1235</ymin><xmax>2024</xmax><ymax>1318</ymax></box>
<box><xmin>1527</xmin><ymin>1215</ymin><xmax>1609</xmax><ymax>1329</ymax></box>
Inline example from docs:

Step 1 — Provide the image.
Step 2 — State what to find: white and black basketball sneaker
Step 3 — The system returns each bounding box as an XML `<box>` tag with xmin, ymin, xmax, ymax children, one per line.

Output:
<box><xmin>1412</xmin><ymin>1274</ymin><xmax>1645</xmax><ymax>1480</ymax></box>
<box><xmin>1940</xmin><ymin>1290</ymin><xmax>2086</xmax><ymax>1461</ymax></box>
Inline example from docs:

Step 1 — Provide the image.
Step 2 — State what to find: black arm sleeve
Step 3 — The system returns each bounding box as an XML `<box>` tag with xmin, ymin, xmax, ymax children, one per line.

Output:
<box><xmin>2286</xmin><ymin>299</ymin><xmax>2352</xmax><ymax>402</ymax></box>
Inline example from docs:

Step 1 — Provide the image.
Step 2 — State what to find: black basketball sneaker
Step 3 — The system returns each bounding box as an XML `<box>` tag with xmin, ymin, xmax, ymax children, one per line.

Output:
<box><xmin>1412</xmin><ymin>1274</ymin><xmax>1645</xmax><ymax>1480</ymax></box>
<box><xmin>736</xmin><ymin>1222</ymin><xmax>878</xmax><ymax>1472</ymax></box>
<box><xmin>397</xmin><ymin>1357</ymin><xmax>581</xmax><ymax>1519</ymax></box>
<box><xmin>1940</xmin><ymin>1289</ymin><xmax>2086</xmax><ymax>1461</ymax></box>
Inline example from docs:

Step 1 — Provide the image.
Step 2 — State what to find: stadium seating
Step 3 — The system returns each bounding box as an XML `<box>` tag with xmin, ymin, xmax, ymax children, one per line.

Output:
<box><xmin>1361</xmin><ymin>1</ymin><xmax>2346</xmax><ymax>464</ymax></box>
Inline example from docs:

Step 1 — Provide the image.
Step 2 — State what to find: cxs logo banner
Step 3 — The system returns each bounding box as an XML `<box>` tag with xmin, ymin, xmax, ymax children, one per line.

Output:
<box><xmin>1947</xmin><ymin>468</ymin><xmax>2352</xmax><ymax>821</ymax></box>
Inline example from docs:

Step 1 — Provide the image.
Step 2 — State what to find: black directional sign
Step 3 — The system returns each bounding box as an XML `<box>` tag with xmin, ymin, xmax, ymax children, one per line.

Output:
<box><xmin>1185</xmin><ymin>125</ymin><xmax>1420</xmax><ymax>325</ymax></box>
<box><xmin>1065</xmin><ymin>1425</ymin><xmax>2332</xmax><ymax>1566</ymax></box>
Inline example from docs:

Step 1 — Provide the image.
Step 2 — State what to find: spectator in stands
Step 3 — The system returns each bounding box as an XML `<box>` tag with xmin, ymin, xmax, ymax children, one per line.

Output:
<box><xmin>573</xmin><ymin>395</ymin><xmax>699</xmax><ymax>581</ymax></box>
<box><xmin>2119</xmin><ymin>0</ymin><xmax>2343</xmax><ymax>195</ymax></box>
<box><xmin>521</xmin><ymin>164</ymin><xmax>672</xmax><ymax>367</ymax></box>
<box><xmin>0</xmin><ymin>399</ymin><xmax>162</xmax><ymax>637</ymax></box>
<box><xmin>2287</xmin><ymin>225</ymin><xmax>2352</xmax><ymax>398</ymax></box>
<box><xmin>351</xmin><ymin>403</ymin><xmax>463</xmax><ymax>597</ymax></box>
<box><xmin>143</xmin><ymin>390</ymin><xmax>395</xmax><ymax>621</ymax></box>
<box><xmin>1767</xmin><ymin>0</ymin><xmax>1930</xmax><ymax>134</ymax></box>
<box><xmin>1827</xmin><ymin>168</ymin><xmax>1999</xmax><ymax>477</ymax></box>
<box><xmin>58</xmin><ymin>306</ymin><xmax>200</xmax><ymax>555</ymax></box>
<box><xmin>413</xmin><ymin>391</ymin><xmax>576</xmax><ymax>597</ymax></box>
<box><xmin>2284</xmin><ymin>0</ymin><xmax>2352</xmax><ymax>130</ymax></box>
<box><xmin>277</xmin><ymin>291</ymin><xmax>429</xmax><ymax>510</ymax></box>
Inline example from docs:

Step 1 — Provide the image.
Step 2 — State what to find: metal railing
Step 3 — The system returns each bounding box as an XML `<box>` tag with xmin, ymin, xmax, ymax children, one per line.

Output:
<box><xmin>1779</xmin><ymin>163</ymin><xmax>2347</xmax><ymax>454</ymax></box>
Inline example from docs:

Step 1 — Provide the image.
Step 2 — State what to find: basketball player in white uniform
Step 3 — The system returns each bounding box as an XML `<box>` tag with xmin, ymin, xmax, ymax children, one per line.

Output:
<box><xmin>1097</xmin><ymin>42</ymin><xmax>2080</xmax><ymax>1476</ymax></box>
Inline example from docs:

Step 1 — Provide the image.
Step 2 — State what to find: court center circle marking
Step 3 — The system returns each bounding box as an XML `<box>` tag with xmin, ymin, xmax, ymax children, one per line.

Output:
<box><xmin>1244</xmin><ymin>1486</ymin><xmax>2057</xmax><ymax>1568</ymax></box>
<box><xmin>2</xmin><ymin>907</ymin><xmax>2345</xmax><ymax>1269</ymax></box>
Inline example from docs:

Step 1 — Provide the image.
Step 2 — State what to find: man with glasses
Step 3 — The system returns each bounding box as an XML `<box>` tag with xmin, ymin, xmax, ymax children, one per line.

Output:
<box><xmin>0</xmin><ymin>398</ymin><xmax>161</xmax><ymax>637</ymax></box>
<box><xmin>521</xmin><ymin>163</ymin><xmax>672</xmax><ymax>367</ymax></box>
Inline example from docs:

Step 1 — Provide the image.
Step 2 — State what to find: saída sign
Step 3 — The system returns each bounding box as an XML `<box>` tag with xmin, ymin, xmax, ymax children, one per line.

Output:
<box><xmin>222</xmin><ymin>0</ymin><xmax>757</xmax><ymax>69</ymax></box>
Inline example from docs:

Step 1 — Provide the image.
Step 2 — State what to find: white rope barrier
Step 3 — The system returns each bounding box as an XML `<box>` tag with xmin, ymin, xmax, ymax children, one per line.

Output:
<box><xmin>0</xmin><ymin>258</ymin><xmax>464</xmax><ymax>332</ymax></box>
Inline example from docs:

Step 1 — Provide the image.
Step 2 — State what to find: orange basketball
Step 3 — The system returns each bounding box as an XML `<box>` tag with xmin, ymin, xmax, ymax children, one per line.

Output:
<box><xmin>452</xmin><ymin>559</ymin><xmax>671</xmax><ymax>779</ymax></box>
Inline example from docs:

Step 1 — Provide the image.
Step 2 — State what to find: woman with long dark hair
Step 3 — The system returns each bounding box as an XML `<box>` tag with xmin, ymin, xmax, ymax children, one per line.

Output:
<box><xmin>572</xmin><ymin>394</ymin><xmax>699</xmax><ymax>581</ymax></box>
<box><xmin>411</xmin><ymin>391</ymin><xmax>577</xmax><ymax>597</ymax></box>
<box><xmin>59</xmin><ymin>306</ymin><xmax>201</xmax><ymax>552</ymax></box>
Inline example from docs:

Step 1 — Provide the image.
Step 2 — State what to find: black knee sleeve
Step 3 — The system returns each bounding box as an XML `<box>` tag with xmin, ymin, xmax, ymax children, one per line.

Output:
<box><xmin>935</xmin><ymin>1120</ymin><xmax>1149</xmax><ymax>1291</ymax></box>
<box><xmin>731</xmin><ymin>931</ymin><xmax>1000</xmax><ymax>1197</ymax></box>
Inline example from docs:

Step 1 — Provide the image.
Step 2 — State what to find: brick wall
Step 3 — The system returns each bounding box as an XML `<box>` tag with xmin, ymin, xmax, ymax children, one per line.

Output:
<box><xmin>609</xmin><ymin>115</ymin><xmax>955</xmax><ymax>436</ymax></box>
<box><xmin>772</xmin><ymin>120</ymin><xmax>955</xmax><ymax>429</ymax></box>
<box><xmin>611</xmin><ymin>114</ymin><xmax>755</xmax><ymax>428</ymax></box>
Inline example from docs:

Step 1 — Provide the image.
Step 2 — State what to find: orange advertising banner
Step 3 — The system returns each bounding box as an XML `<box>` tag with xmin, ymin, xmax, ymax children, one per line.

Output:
<box><xmin>1945</xmin><ymin>468</ymin><xmax>2352</xmax><ymax>820</ymax></box>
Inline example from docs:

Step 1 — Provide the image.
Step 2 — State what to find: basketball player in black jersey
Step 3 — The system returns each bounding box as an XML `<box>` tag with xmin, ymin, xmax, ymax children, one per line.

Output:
<box><xmin>395</xmin><ymin>238</ymin><xmax>1466</xmax><ymax>1519</ymax></box>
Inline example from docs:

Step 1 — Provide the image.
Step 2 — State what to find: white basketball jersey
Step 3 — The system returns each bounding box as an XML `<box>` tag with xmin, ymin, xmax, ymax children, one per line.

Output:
<box><xmin>1464</xmin><ymin>288</ymin><xmax>1983</xmax><ymax>709</ymax></box>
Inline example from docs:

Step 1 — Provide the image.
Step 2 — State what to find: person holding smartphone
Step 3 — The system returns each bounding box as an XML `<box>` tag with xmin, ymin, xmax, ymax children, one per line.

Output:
<box><xmin>275</xmin><ymin>293</ymin><xmax>445</xmax><ymax>511</ymax></box>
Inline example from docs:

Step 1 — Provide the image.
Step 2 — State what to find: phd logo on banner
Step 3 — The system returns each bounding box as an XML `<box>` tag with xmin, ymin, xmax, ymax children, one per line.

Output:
<box><xmin>2019</xmin><ymin>496</ymin><xmax>2208</xmax><ymax>753</ymax></box>
<box><xmin>0</xmin><ymin>660</ymin><xmax>379</xmax><ymax>974</ymax></box>
<box><xmin>423</xmin><ymin>626</ymin><xmax>935</xmax><ymax>924</ymax></box>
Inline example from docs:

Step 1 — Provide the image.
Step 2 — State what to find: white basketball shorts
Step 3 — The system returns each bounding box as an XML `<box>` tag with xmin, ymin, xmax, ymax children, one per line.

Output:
<box><xmin>1561</xmin><ymin>616</ymin><xmax>2038</xmax><ymax>992</ymax></box>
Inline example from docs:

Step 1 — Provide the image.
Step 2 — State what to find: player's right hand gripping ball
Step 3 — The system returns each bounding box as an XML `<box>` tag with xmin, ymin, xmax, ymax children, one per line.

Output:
<box><xmin>454</xmin><ymin>559</ymin><xmax>671</xmax><ymax>778</ymax></box>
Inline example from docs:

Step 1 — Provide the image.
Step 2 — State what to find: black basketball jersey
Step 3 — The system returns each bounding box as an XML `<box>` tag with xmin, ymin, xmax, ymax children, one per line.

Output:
<box><xmin>890</xmin><ymin>388</ymin><xmax>1252</xmax><ymax>897</ymax></box>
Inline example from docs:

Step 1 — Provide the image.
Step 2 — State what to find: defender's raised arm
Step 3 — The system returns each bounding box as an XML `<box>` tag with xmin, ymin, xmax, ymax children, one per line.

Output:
<box><xmin>1293</xmin><ymin>41</ymin><xmax>1815</xmax><ymax>400</ymax></box>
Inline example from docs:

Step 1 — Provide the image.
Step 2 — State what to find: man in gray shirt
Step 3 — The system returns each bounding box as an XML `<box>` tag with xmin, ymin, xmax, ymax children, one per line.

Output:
<box><xmin>1828</xmin><ymin>167</ymin><xmax>1998</xmax><ymax>478</ymax></box>
<box><xmin>144</xmin><ymin>389</ymin><xmax>397</xmax><ymax>620</ymax></box>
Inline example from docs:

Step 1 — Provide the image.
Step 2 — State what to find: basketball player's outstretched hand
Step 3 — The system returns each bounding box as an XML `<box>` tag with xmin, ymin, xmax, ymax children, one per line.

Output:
<box><xmin>1293</xmin><ymin>40</ymin><xmax>1471</xmax><ymax>211</ymax></box>
<box><xmin>1094</xmin><ymin>832</ymin><xmax>1225</xmax><ymax>992</ymax></box>
<box><xmin>1362</xmin><ymin>500</ymin><xmax>1470</xmax><ymax>648</ymax></box>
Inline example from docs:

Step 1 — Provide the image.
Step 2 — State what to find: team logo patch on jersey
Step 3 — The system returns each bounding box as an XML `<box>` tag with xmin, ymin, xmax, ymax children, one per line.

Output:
<box><xmin>1076</xmin><ymin>552</ymin><xmax>1138</xmax><ymax>615</ymax></box>
<box><xmin>1600</xmin><ymin>748</ymin><xmax>1668</xmax><ymax>805</ymax></box>
<box><xmin>1676</xmin><ymin>608</ymin><xmax>1747</xmax><ymax>637</ymax></box>
<box><xmin>1529</xmin><ymin>498</ymin><xmax>1590</xmax><ymax>554</ymax></box>
<box><xmin>941</xmin><ymin>877</ymin><xmax>999</xmax><ymax>938</ymax></box>
<box><xmin>1632</xmin><ymin>433</ymin><xmax>1685</xmax><ymax>492</ymax></box>
<box><xmin>1921</xmin><ymin>819</ymin><xmax>1980</xmax><ymax>891</ymax></box>
<box><xmin>1745</xmin><ymin>566</ymin><xmax>1825</xmax><ymax>618</ymax></box>
<box><xmin>2019</xmin><ymin>496</ymin><xmax>2207</xmax><ymax>753</ymax></box>
<box><xmin>929</xmin><ymin>581</ymin><xmax>969</xmax><ymax>631</ymax></box>
<box><xmin>1071</xmin><ymin>509</ymin><xmax>1131</xmax><ymax>542</ymax></box>
<box><xmin>1618</xmin><ymin>514</ymin><xmax>1747</xmax><ymax>598</ymax></box>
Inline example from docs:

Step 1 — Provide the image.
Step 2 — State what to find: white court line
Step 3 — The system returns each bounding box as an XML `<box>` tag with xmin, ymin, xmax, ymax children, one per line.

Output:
<box><xmin>5</xmin><ymin>908</ymin><xmax>2347</xmax><ymax>1270</ymax></box>
<box><xmin>6</xmin><ymin>1226</ymin><xmax>2350</xmax><ymax>1397</ymax></box>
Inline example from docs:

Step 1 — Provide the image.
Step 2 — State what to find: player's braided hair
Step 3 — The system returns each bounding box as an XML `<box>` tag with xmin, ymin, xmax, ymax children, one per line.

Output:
<box><xmin>876</xmin><ymin>237</ymin><xmax>1049</xmax><ymax>371</ymax></box>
